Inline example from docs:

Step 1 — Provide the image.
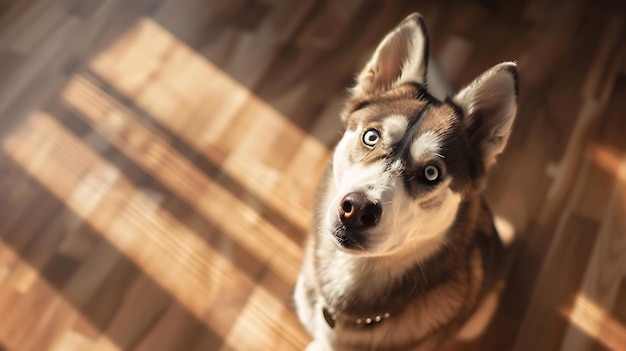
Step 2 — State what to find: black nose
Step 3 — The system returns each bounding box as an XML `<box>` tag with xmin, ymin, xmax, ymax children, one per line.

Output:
<box><xmin>339</xmin><ymin>192</ymin><xmax>382</xmax><ymax>229</ymax></box>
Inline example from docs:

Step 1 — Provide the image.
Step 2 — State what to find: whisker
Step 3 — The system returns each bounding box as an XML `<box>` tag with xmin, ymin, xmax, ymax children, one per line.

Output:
<box><xmin>417</xmin><ymin>263</ymin><xmax>429</xmax><ymax>287</ymax></box>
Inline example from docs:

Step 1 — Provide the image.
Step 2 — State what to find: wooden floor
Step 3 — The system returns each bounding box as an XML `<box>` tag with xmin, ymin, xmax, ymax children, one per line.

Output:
<box><xmin>0</xmin><ymin>0</ymin><xmax>625</xmax><ymax>350</ymax></box>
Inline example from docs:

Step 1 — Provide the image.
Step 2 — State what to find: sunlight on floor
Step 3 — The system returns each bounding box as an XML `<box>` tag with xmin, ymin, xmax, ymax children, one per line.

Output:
<box><xmin>88</xmin><ymin>16</ymin><xmax>331</xmax><ymax>232</ymax></box>
<box><xmin>0</xmin><ymin>14</ymin><xmax>332</xmax><ymax>349</ymax></box>
<box><xmin>589</xmin><ymin>143</ymin><xmax>626</xmax><ymax>184</ymax></box>
<box><xmin>2</xmin><ymin>112</ymin><xmax>309</xmax><ymax>349</ymax></box>
<box><xmin>60</xmin><ymin>74</ymin><xmax>303</xmax><ymax>285</ymax></box>
<box><xmin>0</xmin><ymin>242</ymin><xmax>82</xmax><ymax>350</ymax></box>
<box><xmin>561</xmin><ymin>293</ymin><xmax>626</xmax><ymax>350</ymax></box>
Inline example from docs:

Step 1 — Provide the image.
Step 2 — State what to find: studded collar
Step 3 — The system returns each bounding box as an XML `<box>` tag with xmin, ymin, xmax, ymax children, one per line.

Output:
<box><xmin>322</xmin><ymin>306</ymin><xmax>391</xmax><ymax>329</ymax></box>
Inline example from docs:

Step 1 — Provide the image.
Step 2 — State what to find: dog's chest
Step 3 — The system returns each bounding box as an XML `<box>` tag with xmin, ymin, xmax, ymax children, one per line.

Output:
<box><xmin>313</xmin><ymin>257</ymin><xmax>469</xmax><ymax>350</ymax></box>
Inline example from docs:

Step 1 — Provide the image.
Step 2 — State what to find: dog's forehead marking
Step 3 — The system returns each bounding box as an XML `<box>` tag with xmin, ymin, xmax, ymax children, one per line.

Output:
<box><xmin>381</xmin><ymin>114</ymin><xmax>408</xmax><ymax>142</ymax></box>
<box><xmin>410</xmin><ymin>130</ymin><xmax>442</xmax><ymax>162</ymax></box>
<box><xmin>408</xmin><ymin>104</ymin><xmax>461</xmax><ymax>163</ymax></box>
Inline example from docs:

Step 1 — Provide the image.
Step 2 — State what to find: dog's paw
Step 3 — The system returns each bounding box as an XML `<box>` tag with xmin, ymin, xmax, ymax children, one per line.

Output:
<box><xmin>305</xmin><ymin>340</ymin><xmax>328</xmax><ymax>351</ymax></box>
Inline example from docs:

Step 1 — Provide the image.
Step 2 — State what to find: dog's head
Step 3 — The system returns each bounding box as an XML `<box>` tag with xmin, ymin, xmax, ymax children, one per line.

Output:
<box><xmin>324</xmin><ymin>13</ymin><xmax>518</xmax><ymax>257</ymax></box>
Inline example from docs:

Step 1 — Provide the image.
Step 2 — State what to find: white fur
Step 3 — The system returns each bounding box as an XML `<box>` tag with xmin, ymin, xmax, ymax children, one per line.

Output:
<box><xmin>332</xmin><ymin>140</ymin><xmax>385</xmax><ymax>199</ymax></box>
<box><xmin>382</xmin><ymin>114</ymin><xmax>409</xmax><ymax>142</ymax></box>
<box><xmin>294</xmin><ymin>276</ymin><xmax>316</xmax><ymax>335</ymax></box>
<box><xmin>494</xmin><ymin>215</ymin><xmax>515</xmax><ymax>247</ymax></box>
<box><xmin>410</xmin><ymin>130</ymin><xmax>442</xmax><ymax>161</ymax></box>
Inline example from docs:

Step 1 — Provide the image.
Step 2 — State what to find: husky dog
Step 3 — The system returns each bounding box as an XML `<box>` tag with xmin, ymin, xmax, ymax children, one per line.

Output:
<box><xmin>294</xmin><ymin>13</ymin><xmax>518</xmax><ymax>351</ymax></box>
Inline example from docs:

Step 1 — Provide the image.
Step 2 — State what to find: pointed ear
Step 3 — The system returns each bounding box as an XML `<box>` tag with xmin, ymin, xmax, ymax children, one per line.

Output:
<box><xmin>453</xmin><ymin>62</ymin><xmax>519</xmax><ymax>168</ymax></box>
<box><xmin>352</xmin><ymin>13</ymin><xmax>429</xmax><ymax>97</ymax></box>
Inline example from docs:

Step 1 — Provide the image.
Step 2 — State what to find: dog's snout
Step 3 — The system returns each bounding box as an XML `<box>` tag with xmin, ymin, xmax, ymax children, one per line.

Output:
<box><xmin>339</xmin><ymin>192</ymin><xmax>382</xmax><ymax>229</ymax></box>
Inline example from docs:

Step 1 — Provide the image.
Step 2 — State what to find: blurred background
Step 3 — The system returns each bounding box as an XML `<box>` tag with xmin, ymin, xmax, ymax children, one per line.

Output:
<box><xmin>0</xmin><ymin>0</ymin><xmax>625</xmax><ymax>350</ymax></box>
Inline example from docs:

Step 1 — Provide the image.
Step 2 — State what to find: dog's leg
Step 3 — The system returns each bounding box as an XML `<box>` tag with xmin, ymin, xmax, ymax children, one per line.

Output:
<box><xmin>305</xmin><ymin>340</ymin><xmax>332</xmax><ymax>351</ymax></box>
<box><xmin>296</xmin><ymin>278</ymin><xmax>334</xmax><ymax>351</ymax></box>
<box><xmin>294</xmin><ymin>274</ymin><xmax>317</xmax><ymax>336</ymax></box>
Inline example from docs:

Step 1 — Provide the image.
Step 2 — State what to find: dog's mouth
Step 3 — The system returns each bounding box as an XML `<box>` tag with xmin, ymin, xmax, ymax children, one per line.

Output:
<box><xmin>331</xmin><ymin>224</ymin><xmax>367</xmax><ymax>251</ymax></box>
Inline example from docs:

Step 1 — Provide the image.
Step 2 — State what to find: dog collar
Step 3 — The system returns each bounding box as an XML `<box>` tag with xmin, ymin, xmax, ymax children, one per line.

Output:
<box><xmin>322</xmin><ymin>307</ymin><xmax>391</xmax><ymax>329</ymax></box>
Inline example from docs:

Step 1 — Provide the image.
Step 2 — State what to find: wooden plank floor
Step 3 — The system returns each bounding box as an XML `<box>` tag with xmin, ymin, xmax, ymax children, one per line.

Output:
<box><xmin>0</xmin><ymin>0</ymin><xmax>625</xmax><ymax>350</ymax></box>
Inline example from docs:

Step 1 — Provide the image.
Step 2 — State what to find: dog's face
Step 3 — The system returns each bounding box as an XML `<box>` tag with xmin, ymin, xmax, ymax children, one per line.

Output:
<box><xmin>329</xmin><ymin>92</ymin><xmax>470</xmax><ymax>257</ymax></box>
<box><xmin>322</xmin><ymin>14</ymin><xmax>518</xmax><ymax>257</ymax></box>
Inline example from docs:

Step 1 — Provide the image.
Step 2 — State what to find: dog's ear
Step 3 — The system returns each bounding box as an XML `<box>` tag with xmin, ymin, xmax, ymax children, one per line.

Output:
<box><xmin>453</xmin><ymin>62</ymin><xmax>519</xmax><ymax>168</ymax></box>
<box><xmin>352</xmin><ymin>13</ymin><xmax>429</xmax><ymax>97</ymax></box>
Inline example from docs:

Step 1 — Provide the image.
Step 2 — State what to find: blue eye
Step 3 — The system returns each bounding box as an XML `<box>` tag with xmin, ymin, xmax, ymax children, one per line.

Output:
<box><xmin>424</xmin><ymin>165</ymin><xmax>439</xmax><ymax>182</ymax></box>
<box><xmin>362</xmin><ymin>129</ymin><xmax>380</xmax><ymax>147</ymax></box>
